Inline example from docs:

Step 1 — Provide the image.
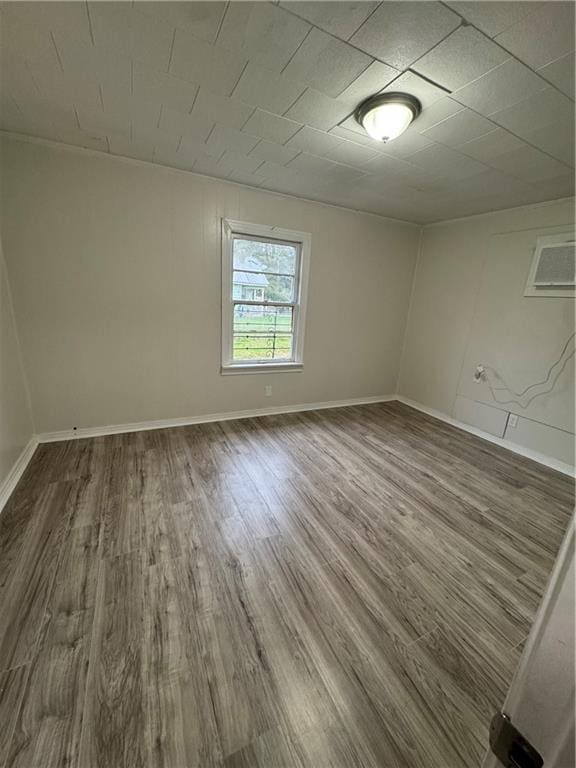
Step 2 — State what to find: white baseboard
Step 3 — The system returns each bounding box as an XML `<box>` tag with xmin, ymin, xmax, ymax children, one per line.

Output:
<box><xmin>396</xmin><ymin>395</ymin><xmax>575</xmax><ymax>477</ymax></box>
<box><xmin>37</xmin><ymin>395</ymin><xmax>396</xmax><ymax>443</ymax></box>
<box><xmin>0</xmin><ymin>437</ymin><xmax>39</xmax><ymax>514</ymax></box>
<box><xmin>20</xmin><ymin>393</ymin><xmax>574</xmax><ymax>482</ymax></box>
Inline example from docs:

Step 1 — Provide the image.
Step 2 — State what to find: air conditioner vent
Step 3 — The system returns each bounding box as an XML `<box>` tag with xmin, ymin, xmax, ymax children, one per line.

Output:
<box><xmin>534</xmin><ymin>243</ymin><xmax>575</xmax><ymax>286</ymax></box>
<box><xmin>525</xmin><ymin>234</ymin><xmax>575</xmax><ymax>298</ymax></box>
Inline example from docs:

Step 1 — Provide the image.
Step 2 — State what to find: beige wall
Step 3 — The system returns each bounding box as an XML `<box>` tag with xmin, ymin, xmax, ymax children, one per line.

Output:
<box><xmin>0</xmin><ymin>136</ymin><xmax>419</xmax><ymax>434</ymax></box>
<box><xmin>399</xmin><ymin>197</ymin><xmax>575</xmax><ymax>466</ymax></box>
<box><xmin>0</xmin><ymin>231</ymin><xmax>34</xmax><ymax>488</ymax></box>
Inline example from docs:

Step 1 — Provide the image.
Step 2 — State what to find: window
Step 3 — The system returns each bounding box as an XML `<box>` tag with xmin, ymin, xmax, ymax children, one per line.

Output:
<box><xmin>221</xmin><ymin>219</ymin><xmax>311</xmax><ymax>373</ymax></box>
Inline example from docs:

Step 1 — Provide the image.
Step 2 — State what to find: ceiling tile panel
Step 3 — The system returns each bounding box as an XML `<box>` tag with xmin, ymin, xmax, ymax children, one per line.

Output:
<box><xmin>381</xmin><ymin>71</ymin><xmax>448</xmax><ymax>110</ymax></box>
<box><xmin>248</xmin><ymin>139</ymin><xmax>299</xmax><ymax>165</ymax></box>
<box><xmin>169</xmin><ymin>30</ymin><xmax>248</xmax><ymax>97</ymax></box>
<box><xmin>413</xmin><ymin>27</ymin><xmax>508</xmax><ymax>91</ymax></box>
<box><xmin>227</xmin><ymin>169</ymin><xmax>267</xmax><ymax>188</ymax></box>
<box><xmin>231</xmin><ymin>63</ymin><xmax>306</xmax><ymax>115</ymax></box>
<box><xmin>282</xmin><ymin>28</ymin><xmax>373</xmax><ymax>98</ymax></box>
<box><xmin>206</xmin><ymin>124</ymin><xmax>261</xmax><ymax>156</ymax></box>
<box><xmin>408</xmin><ymin>143</ymin><xmax>490</xmax><ymax>180</ymax></box>
<box><xmin>257</xmin><ymin>161</ymin><xmax>312</xmax><ymax>185</ymax></box>
<box><xmin>11</xmin><ymin>97</ymin><xmax>79</xmax><ymax>133</ymax></box>
<box><xmin>191</xmin><ymin>155</ymin><xmax>229</xmax><ymax>177</ymax></box>
<box><xmin>538</xmin><ymin>52</ymin><xmax>575</xmax><ymax>98</ymax></box>
<box><xmin>132</xmin><ymin>65</ymin><xmax>199</xmax><ymax>113</ymax></box>
<box><xmin>279</xmin><ymin>2</ymin><xmax>379</xmax><ymax>40</ymax></box>
<box><xmin>158</xmin><ymin>107</ymin><xmax>214</xmax><ymax>142</ymax></box>
<box><xmin>18</xmin><ymin>123</ymin><xmax>109</xmax><ymax>152</ymax></box>
<box><xmin>257</xmin><ymin>162</ymin><xmax>326</xmax><ymax>195</ymax></box>
<box><xmin>190</xmin><ymin>88</ymin><xmax>254</xmax><ymax>131</ymax></box>
<box><xmin>76</xmin><ymin>107</ymin><xmax>131</xmax><ymax>142</ymax></box>
<box><xmin>1</xmin><ymin>55</ymin><xmax>49</xmax><ymax>107</ymax></box>
<box><xmin>0</xmin><ymin>110</ymin><xmax>38</xmax><ymax>137</ymax></box>
<box><xmin>214</xmin><ymin>150</ymin><xmax>265</xmax><ymax>176</ymax></box>
<box><xmin>143</xmin><ymin>130</ymin><xmax>183</xmax><ymax>159</ymax></box>
<box><xmin>133</xmin><ymin>1</ymin><xmax>227</xmax><ymax>44</ymax></box>
<box><xmin>107</xmin><ymin>98</ymin><xmax>165</xmax><ymax>137</ymax></box>
<box><xmin>324</xmin><ymin>140</ymin><xmax>379</xmax><ymax>168</ymax></box>
<box><xmin>350</xmin><ymin>174</ymin><xmax>413</xmax><ymax>199</ymax></box>
<box><xmin>287</xmin><ymin>152</ymin><xmax>366</xmax><ymax>183</ymax></box>
<box><xmin>284</xmin><ymin>125</ymin><xmax>344</xmax><ymax>155</ymax></box>
<box><xmin>287</xmin><ymin>151</ymin><xmax>342</xmax><ymax>174</ymax></box>
<box><xmin>524</xmin><ymin>174</ymin><xmax>575</xmax><ymax>202</ymax></box>
<box><xmin>452</xmin><ymin>59</ymin><xmax>549</xmax><ymax>115</ymax></box>
<box><xmin>435</xmin><ymin>167</ymin><xmax>530</xmax><ymax>198</ymax></box>
<box><xmin>487</xmin><ymin>145</ymin><xmax>571</xmax><ymax>183</ymax></box>
<box><xmin>1</xmin><ymin>1</ymin><xmax>93</xmax><ymax>55</ymax></box>
<box><xmin>177</xmin><ymin>136</ymin><xmax>220</xmax><ymax>162</ymax></box>
<box><xmin>350</xmin><ymin>2</ymin><xmax>461</xmax><ymax>69</ymax></box>
<box><xmin>518</xmin><ymin>121</ymin><xmax>575</xmax><ymax>168</ymax></box>
<box><xmin>375</xmin><ymin>131</ymin><xmax>435</xmax><ymax>158</ymax></box>
<box><xmin>216</xmin><ymin>2</ymin><xmax>311</xmax><ymax>73</ymax></box>
<box><xmin>361</xmin><ymin>153</ymin><xmax>423</xmax><ymax>179</ymax></box>
<box><xmin>366</xmin><ymin>156</ymin><xmax>446</xmax><ymax>190</ymax></box>
<box><xmin>445</xmin><ymin>2</ymin><xmax>543</xmax><ymax>38</ymax></box>
<box><xmin>284</xmin><ymin>89</ymin><xmax>351</xmax><ymax>131</ymax></box>
<box><xmin>329</xmin><ymin>123</ymin><xmax>375</xmax><ymax>145</ymax></box>
<box><xmin>495</xmin><ymin>1</ymin><xmax>575</xmax><ymax>70</ymax></box>
<box><xmin>337</xmin><ymin>114</ymin><xmax>374</xmax><ymax>138</ymax></box>
<box><xmin>88</xmin><ymin>3</ymin><xmax>174</xmax><ymax>71</ymax></box>
<box><xmin>326</xmin><ymin>163</ymin><xmax>371</xmax><ymax>184</ymax></box>
<box><xmin>336</xmin><ymin>60</ymin><xmax>400</xmax><ymax>109</ymax></box>
<box><xmin>411</xmin><ymin>97</ymin><xmax>464</xmax><ymax>132</ymax></box>
<box><xmin>242</xmin><ymin>109</ymin><xmax>302</xmax><ymax>144</ymax></box>
<box><xmin>0</xmin><ymin>91</ymin><xmax>23</xmax><ymax>126</ymax></box>
<box><xmin>422</xmin><ymin>109</ymin><xmax>495</xmax><ymax>147</ymax></box>
<box><xmin>108</xmin><ymin>136</ymin><xmax>156</xmax><ymax>163</ymax></box>
<box><xmin>54</xmin><ymin>34</ymin><xmax>132</xmax><ymax>104</ymax></box>
<box><xmin>489</xmin><ymin>88</ymin><xmax>574</xmax><ymax>137</ymax></box>
<box><xmin>457</xmin><ymin>128</ymin><xmax>525</xmax><ymax>163</ymax></box>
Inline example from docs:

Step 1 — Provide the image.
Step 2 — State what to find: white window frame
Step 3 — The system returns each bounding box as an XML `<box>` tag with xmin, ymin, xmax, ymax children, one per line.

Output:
<box><xmin>221</xmin><ymin>218</ymin><xmax>311</xmax><ymax>374</ymax></box>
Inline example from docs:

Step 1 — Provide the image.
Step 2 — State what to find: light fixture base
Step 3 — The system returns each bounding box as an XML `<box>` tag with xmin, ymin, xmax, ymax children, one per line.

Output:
<box><xmin>355</xmin><ymin>92</ymin><xmax>422</xmax><ymax>142</ymax></box>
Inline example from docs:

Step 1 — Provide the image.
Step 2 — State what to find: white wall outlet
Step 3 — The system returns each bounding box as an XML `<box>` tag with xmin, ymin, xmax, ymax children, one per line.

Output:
<box><xmin>264</xmin><ymin>385</ymin><xmax>272</xmax><ymax>397</ymax></box>
<box><xmin>508</xmin><ymin>413</ymin><xmax>518</xmax><ymax>428</ymax></box>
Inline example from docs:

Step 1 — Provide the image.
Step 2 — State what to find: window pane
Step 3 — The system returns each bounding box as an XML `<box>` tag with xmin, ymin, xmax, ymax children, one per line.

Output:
<box><xmin>232</xmin><ymin>238</ymin><xmax>297</xmax><ymax>276</ymax></box>
<box><xmin>233</xmin><ymin>271</ymin><xmax>295</xmax><ymax>303</ymax></box>
<box><xmin>233</xmin><ymin>305</ymin><xmax>293</xmax><ymax>361</ymax></box>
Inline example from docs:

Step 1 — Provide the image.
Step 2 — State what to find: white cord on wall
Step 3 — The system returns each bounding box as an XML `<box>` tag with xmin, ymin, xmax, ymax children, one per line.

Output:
<box><xmin>476</xmin><ymin>332</ymin><xmax>575</xmax><ymax>409</ymax></box>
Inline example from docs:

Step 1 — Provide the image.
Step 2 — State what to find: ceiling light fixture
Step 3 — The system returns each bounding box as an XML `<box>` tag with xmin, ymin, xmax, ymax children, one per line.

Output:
<box><xmin>355</xmin><ymin>92</ymin><xmax>421</xmax><ymax>143</ymax></box>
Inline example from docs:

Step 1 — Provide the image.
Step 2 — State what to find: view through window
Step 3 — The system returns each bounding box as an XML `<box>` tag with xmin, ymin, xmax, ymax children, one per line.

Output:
<box><xmin>232</xmin><ymin>236</ymin><xmax>299</xmax><ymax>363</ymax></box>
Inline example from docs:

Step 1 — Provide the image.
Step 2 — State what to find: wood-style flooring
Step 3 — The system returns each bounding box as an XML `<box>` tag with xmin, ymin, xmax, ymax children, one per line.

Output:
<box><xmin>0</xmin><ymin>402</ymin><xmax>573</xmax><ymax>768</ymax></box>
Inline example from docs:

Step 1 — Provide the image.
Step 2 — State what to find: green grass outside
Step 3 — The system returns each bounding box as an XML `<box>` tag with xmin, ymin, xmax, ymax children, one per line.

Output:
<box><xmin>233</xmin><ymin>312</ymin><xmax>293</xmax><ymax>360</ymax></box>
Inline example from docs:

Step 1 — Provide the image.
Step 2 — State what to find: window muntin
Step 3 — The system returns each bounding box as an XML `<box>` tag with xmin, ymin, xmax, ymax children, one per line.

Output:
<box><xmin>222</xmin><ymin>220</ymin><xmax>310</xmax><ymax>372</ymax></box>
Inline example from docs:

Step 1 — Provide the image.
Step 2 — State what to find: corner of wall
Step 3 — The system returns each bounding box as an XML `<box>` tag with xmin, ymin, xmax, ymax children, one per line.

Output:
<box><xmin>1</xmin><ymin>236</ymin><xmax>35</xmax><ymax>434</ymax></box>
<box><xmin>0</xmin><ymin>229</ymin><xmax>37</xmax><ymax>507</ymax></box>
<box><xmin>394</xmin><ymin>223</ymin><xmax>424</xmax><ymax>396</ymax></box>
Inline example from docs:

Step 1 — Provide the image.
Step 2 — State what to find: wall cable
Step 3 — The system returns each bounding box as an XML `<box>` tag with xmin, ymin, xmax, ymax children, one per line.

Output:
<box><xmin>480</xmin><ymin>332</ymin><xmax>575</xmax><ymax>409</ymax></box>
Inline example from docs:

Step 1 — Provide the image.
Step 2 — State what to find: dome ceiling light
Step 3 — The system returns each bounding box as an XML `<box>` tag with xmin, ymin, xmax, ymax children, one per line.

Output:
<box><xmin>355</xmin><ymin>92</ymin><xmax>422</xmax><ymax>143</ymax></box>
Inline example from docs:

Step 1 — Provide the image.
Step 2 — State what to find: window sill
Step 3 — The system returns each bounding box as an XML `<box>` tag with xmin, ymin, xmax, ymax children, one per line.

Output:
<box><xmin>221</xmin><ymin>362</ymin><xmax>304</xmax><ymax>375</ymax></box>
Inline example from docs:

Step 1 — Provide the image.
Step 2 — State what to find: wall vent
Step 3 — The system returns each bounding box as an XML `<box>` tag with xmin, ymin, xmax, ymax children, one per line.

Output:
<box><xmin>524</xmin><ymin>233</ymin><xmax>575</xmax><ymax>298</ymax></box>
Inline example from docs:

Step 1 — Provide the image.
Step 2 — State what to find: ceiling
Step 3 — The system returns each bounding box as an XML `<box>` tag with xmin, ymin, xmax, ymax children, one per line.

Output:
<box><xmin>0</xmin><ymin>1</ymin><xmax>574</xmax><ymax>224</ymax></box>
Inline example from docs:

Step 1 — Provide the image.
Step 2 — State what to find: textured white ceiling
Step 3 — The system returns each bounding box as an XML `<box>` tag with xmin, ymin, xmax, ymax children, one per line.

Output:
<box><xmin>0</xmin><ymin>1</ymin><xmax>574</xmax><ymax>223</ymax></box>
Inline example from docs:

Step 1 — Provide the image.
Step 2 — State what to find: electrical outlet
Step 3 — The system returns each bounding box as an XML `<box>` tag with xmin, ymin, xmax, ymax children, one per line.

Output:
<box><xmin>264</xmin><ymin>385</ymin><xmax>272</xmax><ymax>397</ymax></box>
<box><xmin>508</xmin><ymin>413</ymin><xmax>518</xmax><ymax>428</ymax></box>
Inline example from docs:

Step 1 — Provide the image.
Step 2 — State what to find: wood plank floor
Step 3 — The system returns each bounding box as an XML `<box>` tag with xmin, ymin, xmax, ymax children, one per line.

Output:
<box><xmin>0</xmin><ymin>402</ymin><xmax>573</xmax><ymax>768</ymax></box>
